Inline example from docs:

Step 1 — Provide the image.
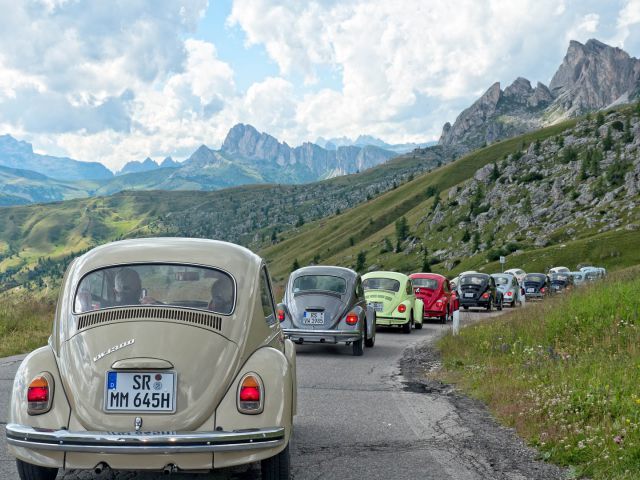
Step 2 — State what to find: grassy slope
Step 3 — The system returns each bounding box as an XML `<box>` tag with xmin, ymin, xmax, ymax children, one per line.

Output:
<box><xmin>0</xmin><ymin>298</ymin><xmax>53</xmax><ymax>357</ymax></box>
<box><xmin>437</xmin><ymin>267</ymin><xmax>640</xmax><ymax>479</ymax></box>
<box><xmin>263</xmin><ymin>119</ymin><xmax>578</xmax><ymax>282</ymax></box>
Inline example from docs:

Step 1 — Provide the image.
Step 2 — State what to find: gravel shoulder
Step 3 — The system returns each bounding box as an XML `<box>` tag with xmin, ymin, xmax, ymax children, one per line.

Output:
<box><xmin>400</xmin><ymin>312</ymin><xmax>568</xmax><ymax>480</ymax></box>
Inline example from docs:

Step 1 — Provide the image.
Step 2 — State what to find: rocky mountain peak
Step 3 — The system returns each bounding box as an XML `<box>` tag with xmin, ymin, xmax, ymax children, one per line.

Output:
<box><xmin>160</xmin><ymin>156</ymin><xmax>179</xmax><ymax>168</ymax></box>
<box><xmin>504</xmin><ymin>77</ymin><xmax>533</xmax><ymax>99</ymax></box>
<box><xmin>439</xmin><ymin>38</ymin><xmax>640</xmax><ymax>153</ymax></box>
<box><xmin>549</xmin><ymin>38</ymin><xmax>640</xmax><ymax>113</ymax></box>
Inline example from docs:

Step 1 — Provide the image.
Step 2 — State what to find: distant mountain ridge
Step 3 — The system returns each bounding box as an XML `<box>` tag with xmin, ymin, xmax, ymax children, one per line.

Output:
<box><xmin>0</xmin><ymin>134</ymin><xmax>113</xmax><ymax>181</ymax></box>
<box><xmin>440</xmin><ymin>39</ymin><xmax>640</xmax><ymax>153</ymax></box>
<box><xmin>316</xmin><ymin>134</ymin><xmax>435</xmax><ymax>154</ymax></box>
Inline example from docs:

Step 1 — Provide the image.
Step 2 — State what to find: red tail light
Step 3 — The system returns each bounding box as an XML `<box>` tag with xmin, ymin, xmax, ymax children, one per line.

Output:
<box><xmin>237</xmin><ymin>374</ymin><xmax>263</xmax><ymax>414</ymax></box>
<box><xmin>540</xmin><ymin>287</ymin><xmax>546</xmax><ymax>293</ymax></box>
<box><xmin>397</xmin><ymin>304</ymin><xmax>406</xmax><ymax>313</ymax></box>
<box><xmin>506</xmin><ymin>292</ymin><xmax>513</xmax><ymax>297</ymax></box>
<box><xmin>345</xmin><ymin>313</ymin><xmax>358</xmax><ymax>325</ymax></box>
<box><xmin>27</xmin><ymin>374</ymin><xmax>53</xmax><ymax>415</ymax></box>
<box><xmin>482</xmin><ymin>292</ymin><xmax>490</xmax><ymax>299</ymax></box>
<box><xmin>277</xmin><ymin>309</ymin><xmax>285</xmax><ymax>322</ymax></box>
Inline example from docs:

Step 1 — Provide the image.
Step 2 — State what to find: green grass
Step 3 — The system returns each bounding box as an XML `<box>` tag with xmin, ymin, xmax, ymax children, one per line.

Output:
<box><xmin>437</xmin><ymin>267</ymin><xmax>640</xmax><ymax>479</ymax></box>
<box><xmin>0</xmin><ymin>299</ymin><xmax>54</xmax><ymax>357</ymax></box>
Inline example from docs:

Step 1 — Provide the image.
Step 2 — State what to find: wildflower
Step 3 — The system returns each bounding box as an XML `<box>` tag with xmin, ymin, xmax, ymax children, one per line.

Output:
<box><xmin>614</xmin><ymin>435</ymin><xmax>623</xmax><ymax>445</ymax></box>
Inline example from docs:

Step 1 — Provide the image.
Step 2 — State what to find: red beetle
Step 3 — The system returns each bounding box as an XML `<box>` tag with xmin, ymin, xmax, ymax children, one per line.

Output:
<box><xmin>409</xmin><ymin>273</ymin><xmax>457</xmax><ymax>324</ymax></box>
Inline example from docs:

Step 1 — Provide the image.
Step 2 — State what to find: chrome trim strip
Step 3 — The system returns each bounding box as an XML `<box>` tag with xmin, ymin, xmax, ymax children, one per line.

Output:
<box><xmin>6</xmin><ymin>424</ymin><xmax>284</xmax><ymax>454</ymax></box>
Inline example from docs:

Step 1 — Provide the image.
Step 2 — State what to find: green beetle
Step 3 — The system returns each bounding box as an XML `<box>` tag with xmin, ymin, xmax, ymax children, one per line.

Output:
<box><xmin>362</xmin><ymin>271</ymin><xmax>423</xmax><ymax>333</ymax></box>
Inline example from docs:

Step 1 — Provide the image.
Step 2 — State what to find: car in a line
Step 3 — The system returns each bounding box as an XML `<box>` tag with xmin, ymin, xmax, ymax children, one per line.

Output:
<box><xmin>458</xmin><ymin>273</ymin><xmax>502</xmax><ymax>311</ymax></box>
<box><xmin>549</xmin><ymin>266</ymin><xmax>570</xmax><ymax>274</ymax></box>
<box><xmin>523</xmin><ymin>273</ymin><xmax>551</xmax><ymax>299</ymax></box>
<box><xmin>568</xmin><ymin>271</ymin><xmax>586</xmax><ymax>287</ymax></box>
<box><xmin>491</xmin><ymin>273</ymin><xmax>522</xmax><ymax>308</ymax></box>
<box><xmin>409</xmin><ymin>273</ymin><xmax>456</xmax><ymax>323</ymax></box>
<box><xmin>279</xmin><ymin>266</ymin><xmax>375</xmax><ymax>356</ymax></box>
<box><xmin>504</xmin><ymin>268</ymin><xmax>527</xmax><ymax>285</ymax></box>
<box><xmin>6</xmin><ymin>238</ymin><xmax>296</xmax><ymax>480</ymax></box>
<box><xmin>550</xmin><ymin>272</ymin><xmax>574</xmax><ymax>293</ymax></box>
<box><xmin>362</xmin><ymin>271</ymin><xmax>423</xmax><ymax>333</ymax></box>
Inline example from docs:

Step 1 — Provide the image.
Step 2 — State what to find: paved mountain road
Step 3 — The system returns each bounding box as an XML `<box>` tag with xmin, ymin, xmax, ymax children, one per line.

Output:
<box><xmin>0</xmin><ymin>310</ymin><xmax>566</xmax><ymax>479</ymax></box>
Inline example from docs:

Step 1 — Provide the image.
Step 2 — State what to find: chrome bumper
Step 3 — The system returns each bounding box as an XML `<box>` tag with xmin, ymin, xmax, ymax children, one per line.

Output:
<box><xmin>283</xmin><ymin>328</ymin><xmax>361</xmax><ymax>343</ymax></box>
<box><xmin>6</xmin><ymin>424</ymin><xmax>285</xmax><ymax>454</ymax></box>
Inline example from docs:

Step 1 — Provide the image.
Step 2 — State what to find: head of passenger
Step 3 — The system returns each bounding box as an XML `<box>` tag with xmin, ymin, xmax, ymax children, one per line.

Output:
<box><xmin>210</xmin><ymin>279</ymin><xmax>233</xmax><ymax>314</ymax></box>
<box><xmin>114</xmin><ymin>268</ymin><xmax>142</xmax><ymax>306</ymax></box>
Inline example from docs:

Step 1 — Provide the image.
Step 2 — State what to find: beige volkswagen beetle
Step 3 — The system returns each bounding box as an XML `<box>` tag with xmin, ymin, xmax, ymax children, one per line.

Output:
<box><xmin>6</xmin><ymin>238</ymin><xmax>296</xmax><ymax>479</ymax></box>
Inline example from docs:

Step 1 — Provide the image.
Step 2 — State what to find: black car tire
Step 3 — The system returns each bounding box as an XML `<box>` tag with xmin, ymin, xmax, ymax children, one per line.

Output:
<box><xmin>486</xmin><ymin>299</ymin><xmax>493</xmax><ymax>312</ymax></box>
<box><xmin>402</xmin><ymin>319</ymin><xmax>412</xmax><ymax>334</ymax></box>
<box><xmin>262</xmin><ymin>444</ymin><xmax>290</xmax><ymax>480</ymax></box>
<box><xmin>365</xmin><ymin>320</ymin><xmax>375</xmax><ymax>347</ymax></box>
<box><xmin>16</xmin><ymin>460</ymin><xmax>58</xmax><ymax>480</ymax></box>
<box><xmin>352</xmin><ymin>332</ymin><xmax>364</xmax><ymax>356</ymax></box>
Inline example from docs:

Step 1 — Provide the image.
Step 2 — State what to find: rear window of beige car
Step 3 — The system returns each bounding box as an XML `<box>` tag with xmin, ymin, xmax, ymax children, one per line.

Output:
<box><xmin>74</xmin><ymin>264</ymin><xmax>236</xmax><ymax>315</ymax></box>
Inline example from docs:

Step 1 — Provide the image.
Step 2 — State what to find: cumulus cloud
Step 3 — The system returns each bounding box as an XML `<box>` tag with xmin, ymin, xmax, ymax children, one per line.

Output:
<box><xmin>1</xmin><ymin>0</ymin><xmax>639</xmax><ymax>170</ymax></box>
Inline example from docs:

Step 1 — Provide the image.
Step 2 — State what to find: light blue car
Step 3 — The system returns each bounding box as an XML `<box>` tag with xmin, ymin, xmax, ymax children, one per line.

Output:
<box><xmin>491</xmin><ymin>273</ymin><xmax>522</xmax><ymax>307</ymax></box>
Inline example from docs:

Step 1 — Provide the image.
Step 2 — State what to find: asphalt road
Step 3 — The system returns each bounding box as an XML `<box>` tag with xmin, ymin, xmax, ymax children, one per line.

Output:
<box><xmin>0</xmin><ymin>309</ymin><xmax>566</xmax><ymax>479</ymax></box>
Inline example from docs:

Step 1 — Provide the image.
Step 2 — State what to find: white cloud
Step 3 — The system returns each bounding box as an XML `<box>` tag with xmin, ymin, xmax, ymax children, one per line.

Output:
<box><xmin>1</xmin><ymin>0</ymin><xmax>638</xmax><ymax>171</ymax></box>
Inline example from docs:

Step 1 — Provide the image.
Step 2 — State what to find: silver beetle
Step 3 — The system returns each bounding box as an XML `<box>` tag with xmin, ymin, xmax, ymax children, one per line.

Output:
<box><xmin>279</xmin><ymin>266</ymin><xmax>376</xmax><ymax>356</ymax></box>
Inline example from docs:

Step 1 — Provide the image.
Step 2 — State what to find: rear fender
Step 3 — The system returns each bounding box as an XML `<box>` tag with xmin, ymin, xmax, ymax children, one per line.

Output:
<box><xmin>9</xmin><ymin>345</ymin><xmax>70</xmax><ymax>468</ymax></box>
<box><xmin>414</xmin><ymin>299</ymin><xmax>424</xmax><ymax>322</ymax></box>
<box><xmin>214</xmin><ymin>346</ymin><xmax>294</xmax><ymax>469</ymax></box>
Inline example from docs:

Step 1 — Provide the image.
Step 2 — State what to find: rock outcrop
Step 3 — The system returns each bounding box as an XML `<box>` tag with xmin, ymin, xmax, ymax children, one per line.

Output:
<box><xmin>439</xmin><ymin>39</ymin><xmax>640</xmax><ymax>153</ymax></box>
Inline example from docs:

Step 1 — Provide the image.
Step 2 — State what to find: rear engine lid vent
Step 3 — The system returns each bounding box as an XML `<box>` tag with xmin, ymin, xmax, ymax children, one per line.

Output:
<box><xmin>76</xmin><ymin>307</ymin><xmax>222</xmax><ymax>331</ymax></box>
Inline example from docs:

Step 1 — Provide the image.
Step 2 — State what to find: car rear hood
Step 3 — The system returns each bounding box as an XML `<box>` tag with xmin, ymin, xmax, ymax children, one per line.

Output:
<box><xmin>59</xmin><ymin>320</ymin><xmax>239</xmax><ymax>432</ymax></box>
<box><xmin>289</xmin><ymin>293</ymin><xmax>346</xmax><ymax>329</ymax></box>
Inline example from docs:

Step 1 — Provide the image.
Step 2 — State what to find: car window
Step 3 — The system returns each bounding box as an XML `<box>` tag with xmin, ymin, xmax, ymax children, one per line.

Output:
<box><xmin>74</xmin><ymin>264</ymin><xmax>235</xmax><ymax>315</ymax></box>
<box><xmin>260</xmin><ymin>266</ymin><xmax>277</xmax><ymax>325</ymax></box>
<box><xmin>460</xmin><ymin>275</ymin><xmax>487</xmax><ymax>285</ymax></box>
<box><xmin>293</xmin><ymin>275</ymin><xmax>347</xmax><ymax>294</ymax></box>
<box><xmin>493</xmin><ymin>276</ymin><xmax>510</xmax><ymax>285</ymax></box>
<box><xmin>363</xmin><ymin>277</ymin><xmax>401</xmax><ymax>292</ymax></box>
<box><xmin>525</xmin><ymin>274</ymin><xmax>546</xmax><ymax>283</ymax></box>
<box><xmin>412</xmin><ymin>278</ymin><xmax>439</xmax><ymax>289</ymax></box>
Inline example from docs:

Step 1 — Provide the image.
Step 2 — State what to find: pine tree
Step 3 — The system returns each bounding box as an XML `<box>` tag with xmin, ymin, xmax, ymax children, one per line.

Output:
<box><xmin>603</xmin><ymin>127</ymin><xmax>614</xmax><ymax>151</ymax></box>
<box><xmin>291</xmin><ymin>258</ymin><xmax>300</xmax><ymax>272</ymax></box>
<box><xmin>596</xmin><ymin>111</ymin><xmax>605</xmax><ymax>126</ymax></box>
<box><xmin>295</xmin><ymin>214</ymin><xmax>304</xmax><ymax>227</ymax></box>
<box><xmin>490</xmin><ymin>162</ymin><xmax>500</xmax><ymax>181</ymax></box>
<box><xmin>461</xmin><ymin>229</ymin><xmax>471</xmax><ymax>242</ymax></box>
<box><xmin>395</xmin><ymin>216</ymin><xmax>409</xmax><ymax>242</ymax></box>
<box><xmin>421</xmin><ymin>254</ymin><xmax>431</xmax><ymax>273</ymax></box>
<box><xmin>623</xmin><ymin>116</ymin><xmax>634</xmax><ymax>143</ymax></box>
<box><xmin>355</xmin><ymin>251</ymin><xmax>366</xmax><ymax>272</ymax></box>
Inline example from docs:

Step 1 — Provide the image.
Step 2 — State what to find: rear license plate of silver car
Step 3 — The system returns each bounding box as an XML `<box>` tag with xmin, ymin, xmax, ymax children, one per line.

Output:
<box><xmin>303</xmin><ymin>311</ymin><xmax>324</xmax><ymax>324</ymax></box>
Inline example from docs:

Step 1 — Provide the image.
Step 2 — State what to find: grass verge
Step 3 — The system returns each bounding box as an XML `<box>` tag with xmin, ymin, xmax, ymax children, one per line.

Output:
<box><xmin>0</xmin><ymin>299</ymin><xmax>54</xmax><ymax>357</ymax></box>
<box><xmin>437</xmin><ymin>267</ymin><xmax>640</xmax><ymax>479</ymax></box>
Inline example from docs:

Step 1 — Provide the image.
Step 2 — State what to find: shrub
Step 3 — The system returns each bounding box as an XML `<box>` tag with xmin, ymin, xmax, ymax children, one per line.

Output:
<box><xmin>561</xmin><ymin>146</ymin><xmax>578</xmax><ymax>164</ymax></box>
<box><xmin>611</xmin><ymin>120</ymin><xmax>624</xmax><ymax>132</ymax></box>
<box><xmin>355</xmin><ymin>251</ymin><xmax>366</xmax><ymax>272</ymax></box>
<box><xmin>520</xmin><ymin>172</ymin><xmax>544</xmax><ymax>183</ymax></box>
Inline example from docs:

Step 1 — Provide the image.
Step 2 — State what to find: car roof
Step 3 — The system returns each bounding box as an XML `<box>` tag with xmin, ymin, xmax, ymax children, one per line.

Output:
<box><xmin>362</xmin><ymin>271</ymin><xmax>408</xmax><ymax>281</ymax></box>
<box><xmin>72</xmin><ymin>238</ymin><xmax>262</xmax><ymax>279</ymax></box>
<box><xmin>461</xmin><ymin>272</ymin><xmax>489</xmax><ymax>278</ymax></box>
<box><xmin>290</xmin><ymin>265</ymin><xmax>357</xmax><ymax>280</ymax></box>
<box><xmin>491</xmin><ymin>273</ymin><xmax>513</xmax><ymax>278</ymax></box>
<box><xmin>409</xmin><ymin>273</ymin><xmax>446</xmax><ymax>280</ymax></box>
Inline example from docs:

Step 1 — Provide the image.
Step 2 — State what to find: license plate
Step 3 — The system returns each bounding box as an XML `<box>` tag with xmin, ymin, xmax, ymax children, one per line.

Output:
<box><xmin>527</xmin><ymin>288</ymin><xmax>535</xmax><ymax>293</ymax></box>
<box><xmin>303</xmin><ymin>311</ymin><xmax>324</xmax><ymax>324</ymax></box>
<box><xmin>105</xmin><ymin>371</ymin><xmax>176</xmax><ymax>412</ymax></box>
<box><xmin>369</xmin><ymin>302</ymin><xmax>383</xmax><ymax>312</ymax></box>
<box><xmin>464</xmin><ymin>293</ymin><xmax>474</xmax><ymax>298</ymax></box>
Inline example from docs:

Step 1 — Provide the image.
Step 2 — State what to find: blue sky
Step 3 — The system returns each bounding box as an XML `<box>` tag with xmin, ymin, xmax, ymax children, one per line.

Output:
<box><xmin>0</xmin><ymin>0</ymin><xmax>639</xmax><ymax>171</ymax></box>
